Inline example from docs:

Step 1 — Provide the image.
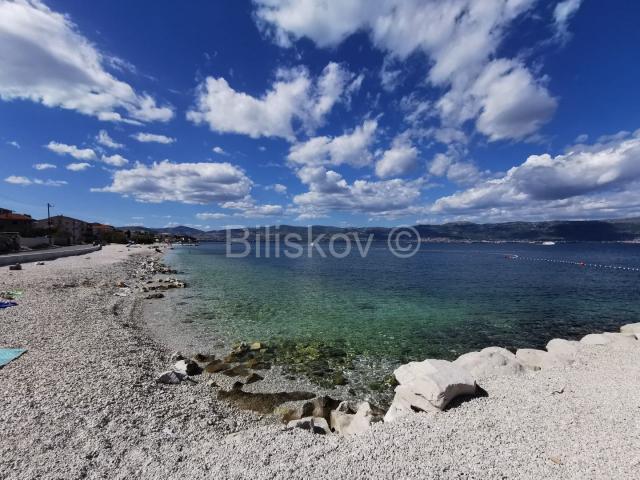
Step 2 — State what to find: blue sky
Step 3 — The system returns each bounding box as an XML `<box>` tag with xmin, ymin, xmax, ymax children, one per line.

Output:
<box><xmin>1</xmin><ymin>0</ymin><xmax>639</xmax><ymax>229</ymax></box>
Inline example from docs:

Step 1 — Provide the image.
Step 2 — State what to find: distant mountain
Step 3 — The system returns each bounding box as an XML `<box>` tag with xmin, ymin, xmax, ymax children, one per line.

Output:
<box><xmin>118</xmin><ymin>218</ymin><xmax>640</xmax><ymax>243</ymax></box>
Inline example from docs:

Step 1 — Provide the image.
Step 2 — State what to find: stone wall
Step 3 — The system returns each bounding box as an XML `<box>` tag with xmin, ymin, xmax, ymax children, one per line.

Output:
<box><xmin>0</xmin><ymin>232</ymin><xmax>20</xmax><ymax>254</ymax></box>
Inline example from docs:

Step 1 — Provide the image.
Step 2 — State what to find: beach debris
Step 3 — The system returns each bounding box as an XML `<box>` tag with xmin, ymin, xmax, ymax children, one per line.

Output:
<box><xmin>156</xmin><ymin>370</ymin><xmax>188</xmax><ymax>385</ymax></box>
<box><xmin>515</xmin><ymin>349</ymin><xmax>566</xmax><ymax>370</ymax></box>
<box><xmin>620</xmin><ymin>322</ymin><xmax>640</xmax><ymax>334</ymax></box>
<box><xmin>454</xmin><ymin>347</ymin><xmax>525</xmax><ymax>378</ymax></box>
<box><xmin>174</xmin><ymin>359</ymin><xmax>202</xmax><ymax>376</ymax></box>
<box><xmin>8</xmin><ymin>264</ymin><xmax>22</xmax><ymax>271</ymax></box>
<box><xmin>0</xmin><ymin>348</ymin><xmax>27</xmax><ymax>367</ymax></box>
<box><xmin>0</xmin><ymin>290</ymin><xmax>23</xmax><ymax>300</ymax></box>
<box><xmin>330</xmin><ymin>401</ymin><xmax>384</xmax><ymax>436</ymax></box>
<box><xmin>287</xmin><ymin>416</ymin><xmax>331</xmax><ymax>435</ymax></box>
<box><xmin>546</xmin><ymin>339</ymin><xmax>580</xmax><ymax>364</ymax></box>
<box><xmin>384</xmin><ymin>359</ymin><xmax>477</xmax><ymax>423</ymax></box>
<box><xmin>0</xmin><ymin>301</ymin><xmax>18</xmax><ymax>309</ymax></box>
<box><xmin>580</xmin><ymin>333</ymin><xmax>610</xmax><ymax>346</ymax></box>
<box><xmin>36</xmin><ymin>262</ymin><xmax>45</xmax><ymax>266</ymax></box>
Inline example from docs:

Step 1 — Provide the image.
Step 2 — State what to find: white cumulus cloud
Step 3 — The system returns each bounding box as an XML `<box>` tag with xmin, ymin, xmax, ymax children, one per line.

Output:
<box><xmin>187</xmin><ymin>62</ymin><xmax>360</xmax><ymax>141</ymax></box>
<box><xmin>0</xmin><ymin>0</ymin><xmax>173</xmax><ymax>123</ymax></box>
<box><xmin>94</xmin><ymin>160</ymin><xmax>252</xmax><ymax>204</ymax></box>
<box><xmin>45</xmin><ymin>141</ymin><xmax>96</xmax><ymax>160</ymax></box>
<box><xmin>33</xmin><ymin>163</ymin><xmax>56</xmax><ymax>170</ymax></box>
<box><xmin>131</xmin><ymin>132</ymin><xmax>175</xmax><ymax>144</ymax></box>
<box><xmin>66</xmin><ymin>162</ymin><xmax>92</xmax><ymax>171</ymax></box>
<box><xmin>96</xmin><ymin>130</ymin><xmax>123</xmax><ymax>149</ymax></box>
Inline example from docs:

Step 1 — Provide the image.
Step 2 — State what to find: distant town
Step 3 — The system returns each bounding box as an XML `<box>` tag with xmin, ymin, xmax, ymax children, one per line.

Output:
<box><xmin>0</xmin><ymin>207</ymin><xmax>197</xmax><ymax>254</ymax></box>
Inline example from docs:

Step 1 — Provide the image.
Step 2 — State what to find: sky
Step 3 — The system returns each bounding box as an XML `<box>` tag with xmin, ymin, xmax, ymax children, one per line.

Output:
<box><xmin>1</xmin><ymin>0</ymin><xmax>640</xmax><ymax>229</ymax></box>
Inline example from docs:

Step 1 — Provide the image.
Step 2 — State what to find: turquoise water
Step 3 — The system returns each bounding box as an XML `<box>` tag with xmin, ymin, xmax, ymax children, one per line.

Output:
<box><xmin>165</xmin><ymin>242</ymin><xmax>640</xmax><ymax>393</ymax></box>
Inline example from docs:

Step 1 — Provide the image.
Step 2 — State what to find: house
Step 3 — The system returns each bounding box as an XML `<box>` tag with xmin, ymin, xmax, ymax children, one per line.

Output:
<box><xmin>34</xmin><ymin>215</ymin><xmax>91</xmax><ymax>245</ymax></box>
<box><xmin>0</xmin><ymin>209</ymin><xmax>34</xmax><ymax>234</ymax></box>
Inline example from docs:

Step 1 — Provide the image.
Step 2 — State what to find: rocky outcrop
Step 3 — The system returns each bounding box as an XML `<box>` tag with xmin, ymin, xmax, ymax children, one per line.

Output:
<box><xmin>384</xmin><ymin>359</ymin><xmax>477</xmax><ymax>423</ymax></box>
<box><xmin>602</xmin><ymin>332</ymin><xmax>637</xmax><ymax>346</ymax></box>
<box><xmin>454</xmin><ymin>347</ymin><xmax>524</xmax><ymax>378</ymax></box>
<box><xmin>515</xmin><ymin>349</ymin><xmax>565</xmax><ymax>370</ymax></box>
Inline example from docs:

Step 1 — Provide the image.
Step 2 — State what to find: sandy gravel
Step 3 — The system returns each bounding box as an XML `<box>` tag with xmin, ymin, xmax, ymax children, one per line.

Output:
<box><xmin>1</xmin><ymin>245</ymin><xmax>638</xmax><ymax>479</ymax></box>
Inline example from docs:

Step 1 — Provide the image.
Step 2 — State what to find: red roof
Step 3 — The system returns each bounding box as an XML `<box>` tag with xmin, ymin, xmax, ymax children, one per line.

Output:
<box><xmin>0</xmin><ymin>213</ymin><xmax>32</xmax><ymax>221</ymax></box>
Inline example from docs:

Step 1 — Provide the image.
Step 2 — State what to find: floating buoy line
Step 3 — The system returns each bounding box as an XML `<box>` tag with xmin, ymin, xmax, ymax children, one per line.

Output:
<box><xmin>504</xmin><ymin>254</ymin><xmax>640</xmax><ymax>272</ymax></box>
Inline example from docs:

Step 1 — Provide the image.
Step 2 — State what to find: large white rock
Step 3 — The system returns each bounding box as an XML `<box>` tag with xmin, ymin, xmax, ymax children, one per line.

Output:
<box><xmin>515</xmin><ymin>349</ymin><xmax>565</xmax><ymax>370</ymax></box>
<box><xmin>580</xmin><ymin>333</ymin><xmax>610</xmax><ymax>346</ymax></box>
<box><xmin>603</xmin><ymin>332</ymin><xmax>638</xmax><ymax>346</ymax></box>
<box><xmin>330</xmin><ymin>401</ymin><xmax>381</xmax><ymax>436</ymax></box>
<box><xmin>620</xmin><ymin>323</ymin><xmax>640</xmax><ymax>334</ymax></box>
<box><xmin>453</xmin><ymin>347</ymin><xmax>524</xmax><ymax>379</ymax></box>
<box><xmin>391</xmin><ymin>359</ymin><xmax>477</xmax><ymax>412</ymax></box>
<box><xmin>546</xmin><ymin>339</ymin><xmax>579</xmax><ymax>364</ymax></box>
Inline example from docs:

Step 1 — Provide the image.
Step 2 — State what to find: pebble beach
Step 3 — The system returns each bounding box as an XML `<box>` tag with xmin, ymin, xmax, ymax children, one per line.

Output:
<box><xmin>1</xmin><ymin>245</ymin><xmax>639</xmax><ymax>479</ymax></box>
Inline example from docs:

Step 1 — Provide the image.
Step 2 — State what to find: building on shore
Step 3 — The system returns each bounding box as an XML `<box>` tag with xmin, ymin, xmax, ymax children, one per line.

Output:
<box><xmin>0</xmin><ymin>209</ymin><xmax>34</xmax><ymax>235</ymax></box>
<box><xmin>34</xmin><ymin>215</ymin><xmax>92</xmax><ymax>245</ymax></box>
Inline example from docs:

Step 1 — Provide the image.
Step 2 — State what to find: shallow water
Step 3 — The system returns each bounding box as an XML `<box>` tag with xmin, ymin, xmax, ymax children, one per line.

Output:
<box><xmin>164</xmin><ymin>242</ymin><xmax>640</xmax><ymax>396</ymax></box>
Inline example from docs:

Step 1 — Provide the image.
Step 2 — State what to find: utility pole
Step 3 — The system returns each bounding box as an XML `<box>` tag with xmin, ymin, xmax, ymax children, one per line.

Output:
<box><xmin>47</xmin><ymin>203</ymin><xmax>54</xmax><ymax>245</ymax></box>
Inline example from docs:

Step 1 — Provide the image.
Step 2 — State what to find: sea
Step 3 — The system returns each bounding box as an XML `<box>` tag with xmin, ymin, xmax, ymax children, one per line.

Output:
<box><xmin>164</xmin><ymin>241</ymin><xmax>640</xmax><ymax>399</ymax></box>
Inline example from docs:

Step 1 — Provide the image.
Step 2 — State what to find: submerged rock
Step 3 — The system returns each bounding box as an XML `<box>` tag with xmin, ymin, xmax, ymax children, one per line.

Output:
<box><xmin>218</xmin><ymin>384</ymin><xmax>315</xmax><ymax>414</ymax></box>
<box><xmin>454</xmin><ymin>347</ymin><xmax>524</xmax><ymax>378</ymax></box>
<box><xmin>223</xmin><ymin>365</ymin><xmax>251</xmax><ymax>377</ymax></box>
<box><xmin>205</xmin><ymin>361</ymin><xmax>230</xmax><ymax>373</ymax></box>
<box><xmin>245</xmin><ymin>373</ymin><xmax>264</xmax><ymax>384</ymax></box>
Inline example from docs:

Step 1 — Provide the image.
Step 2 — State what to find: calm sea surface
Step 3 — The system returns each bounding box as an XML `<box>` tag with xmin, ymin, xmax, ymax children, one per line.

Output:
<box><xmin>165</xmin><ymin>242</ymin><xmax>640</xmax><ymax>395</ymax></box>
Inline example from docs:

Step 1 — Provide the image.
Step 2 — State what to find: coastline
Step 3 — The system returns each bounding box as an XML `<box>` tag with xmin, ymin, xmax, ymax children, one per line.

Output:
<box><xmin>1</xmin><ymin>245</ymin><xmax>639</xmax><ymax>479</ymax></box>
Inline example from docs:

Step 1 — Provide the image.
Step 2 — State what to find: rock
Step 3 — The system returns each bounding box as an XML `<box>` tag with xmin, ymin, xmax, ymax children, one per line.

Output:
<box><xmin>9</xmin><ymin>264</ymin><xmax>22</xmax><ymax>271</ymax></box>
<box><xmin>391</xmin><ymin>359</ymin><xmax>477</xmax><ymax>411</ymax></box>
<box><xmin>546</xmin><ymin>339</ymin><xmax>579</xmax><ymax>364</ymax></box>
<box><xmin>116</xmin><ymin>281</ymin><xmax>128</xmax><ymax>288</ymax></box>
<box><xmin>602</xmin><ymin>332</ymin><xmax>637</xmax><ymax>346</ymax></box>
<box><xmin>174</xmin><ymin>360</ymin><xmax>202</xmax><ymax>376</ymax></box>
<box><xmin>36</xmin><ymin>262</ymin><xmax>45</xmax><ymax>266</ymax></box>
<box><xmin>145</xmin><ymin>293</ymin><xmax>165</xmax><ymax>299</ymax></box>
<box><xmin>282</xmin><ymin>396</ymin><xmax>341</xmax><ymax>424</ymax></box>
<box><xmin>245</xmin><ymin>373</ymin><xmax>263</xmax><ymax>384</ymax></box>
<box><xmin>287</xmin><ymin>417</ymin><xmax>331</xmax><ymax>435</ymax></box>
<box><xmin>156</xmin><ymin>370</ymin><xmax>187</xmax><ymax>384</ymax></box>
<box><xmin>330</xmin><ymin>401</ymin><xmax>383</xmax><ymax>436</ymax></box>
<box><xmin>515</xmin><ymin>349</ymin><xmax>565</xmax><ymax>370</ymax></box>
<box><xmin>223</xmin><ymin>365</ymin><xmax>251</xmax><ymax>377</ymax></box>
<box><xmin>192</xmin><ymin>353</ymin><xmax>216</xmax><ymax>366</ymax></box>
<box><xmin>580</xmin><ymin>333</ymin><xmax>610</xmax><ymax>346</ymax></box>
<box><xmin>205</xmin><ymin>361</ymin><xmax>230</xmax><ymax>373</ymax></box>
<box><xmin>170</xmin><ymin>351</ymin><xmax>185</xmax><ymax>362</ymax></box>
<box><xmin>249</xmin><ymin>342</ymin><xmax>263</xmax><ymax>351</ymax></box>
<box><xmin>620</xmin><ymin>323</ymin><xmax>640</xmax><ymax>334</ymax></box>
<box><xmin>454</xmin><ymin>347</ymin><xmax>524</xmax><ymax>378</ymax></box>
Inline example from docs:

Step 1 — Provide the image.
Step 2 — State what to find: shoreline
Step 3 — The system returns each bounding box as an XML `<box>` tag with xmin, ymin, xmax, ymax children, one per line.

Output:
<box><xmin>1</xmin><ymin>245</ymin><xmax>639</xmax><ymax>478</ymax></box>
